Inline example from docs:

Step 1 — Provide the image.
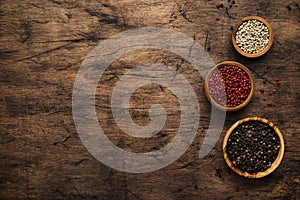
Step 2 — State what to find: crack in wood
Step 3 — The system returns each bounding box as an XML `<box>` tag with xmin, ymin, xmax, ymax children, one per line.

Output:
<box><xmin>84</xmin><ymin>8</ymin><xmax>119</xmax><ymax>25</ymax></box>
<box><xmin>225</xmin><ymin>7</ymin><xmax>236</xmax><ymax>19</ymax></box>
<box><xmin>180</xmin><ymin>161</ymin><xmax>194</xmax><ymax>169</ymax></box>
<box><xmin>204</xmin><ymin>31</ymin><xmax>210</xmax><ymax>52</ymax></box>
<box><xmin>176</xmin><ymin>2</ymin><xmax>192</xmax><ymax>23</ymax></box>
<box><xmin>73</xmin><ymin>158</ymin><xmax>89</xmax><ymax>166</ymax></box>
<box><xmin>52</xmin><ymin>134</ymin><xmax>71</xmax><ymax>146</ymax></box>
<box><xmin>15</xmin><ymin>43</ymin><xmax>71</xmax><ymax>62</ymax></box>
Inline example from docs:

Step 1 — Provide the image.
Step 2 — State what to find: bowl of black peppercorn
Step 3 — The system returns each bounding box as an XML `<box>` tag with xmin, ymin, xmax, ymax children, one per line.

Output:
<box><xmin>223</xmin><ymin>117</ymin><xmax>284</xmax><ymax>178</ymax></box>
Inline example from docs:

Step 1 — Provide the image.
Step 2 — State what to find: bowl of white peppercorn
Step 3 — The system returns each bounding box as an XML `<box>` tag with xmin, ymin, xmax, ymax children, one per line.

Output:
<box><xmin>232</xmin><ymin>16</ymin><xmax>274</xmax><ymax>58</ymax></box>
<box><xmin>223</xmin><ymin>117</ymin><xmax>284</xmax><ymax>178</ymax></box>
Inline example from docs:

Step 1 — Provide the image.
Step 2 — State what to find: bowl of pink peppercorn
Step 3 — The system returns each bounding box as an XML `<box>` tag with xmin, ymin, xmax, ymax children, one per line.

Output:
<box><xmin>204</xmin><ymin>61</ymin><xmax>255</xmax><ymax>112</ymax></box>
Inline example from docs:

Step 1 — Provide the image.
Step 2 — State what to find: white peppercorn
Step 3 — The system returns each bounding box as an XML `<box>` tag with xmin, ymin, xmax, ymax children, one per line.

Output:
<box><xmin>235</xmin><ymin>19</ymin><xmax>269</xmax><ymax>54</ymax></box>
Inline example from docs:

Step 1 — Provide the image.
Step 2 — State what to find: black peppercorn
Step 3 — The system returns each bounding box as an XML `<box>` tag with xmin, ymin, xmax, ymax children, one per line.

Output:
<box><xmin>226</xmin><ymin>121</ymin><xmax>280</xmax><ymax>173</ymax></box>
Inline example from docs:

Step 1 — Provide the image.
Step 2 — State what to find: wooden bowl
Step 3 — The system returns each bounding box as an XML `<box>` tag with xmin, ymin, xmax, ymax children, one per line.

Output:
<box><xmin>232</xmin><ymin>16</ymin><xmax>274</xmax><ymax>58</ymax></box>
<box><xmin>204</xmin><ymin>61</ymin><xmax>254</xmax><ymax>112</ymax></box>
<box><xmin>223</xmin><ymin>117</ymin><xmax>285</xmax><ymax>178</ymax></box>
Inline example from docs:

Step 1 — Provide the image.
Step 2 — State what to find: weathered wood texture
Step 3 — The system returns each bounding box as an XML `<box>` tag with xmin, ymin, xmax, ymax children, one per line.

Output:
<box><xmin>1</xmin><ymin>0</ymin><xmax>300</xmax><ymax>199</ymax></box>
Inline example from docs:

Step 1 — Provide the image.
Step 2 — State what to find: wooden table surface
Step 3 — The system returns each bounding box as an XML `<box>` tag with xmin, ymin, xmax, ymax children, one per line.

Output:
<box><xmin>1</xmin><ymin>0</ymin><xmax>299</xmax><ymax>199</ymax></box>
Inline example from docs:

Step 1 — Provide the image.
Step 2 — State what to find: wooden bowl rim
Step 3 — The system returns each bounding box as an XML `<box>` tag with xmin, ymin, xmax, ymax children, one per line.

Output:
<box><xmin>204</xmin><ymin>61</ymin><xmax>255</xmax><ymax>112</ymax></box>
<box><xmin>232</xmin><ymin>16</ymin><xmax>274</xmax><ymax>58</ymax></box>
<box><xmin>223</xmin><ymin>117</ymin><xmax>285</xmax><ymax>178</ymax></box>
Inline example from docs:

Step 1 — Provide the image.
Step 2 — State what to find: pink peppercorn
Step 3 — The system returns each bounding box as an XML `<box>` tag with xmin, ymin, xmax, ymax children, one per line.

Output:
<box><xmin>216</xmin><ymin>3</ymin><xmax>223</xmax><ymax>8</ymax></box>
<box><xmin>260</xmin><ymin>89</ymin><xmax>265</xmax><ymax>93</ymax></box>
<box><xmin>267</xmin><ymin>101</ymin><xmax>273</xmax><ymax>106</ymax></box>
<box><xmin>216</xmin><ymin>16</ymin><xmax>220</xmax><ymax>21</ymax></box>
<box><xmin>208</xmin><ymin>65</ymin><xmax>251</xmax><ymax>107</ymax></box>
<box><xmin>269</xmin><ymin>91</ymin><xmax>273</xmax><ymax>95</ymax></box>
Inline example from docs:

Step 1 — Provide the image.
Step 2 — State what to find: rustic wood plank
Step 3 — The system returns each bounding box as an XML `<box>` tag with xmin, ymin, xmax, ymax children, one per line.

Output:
<box><xmin>1</xmin><ymin>0</ymin><xmax>299</xmax><ymax>199</ymax></box>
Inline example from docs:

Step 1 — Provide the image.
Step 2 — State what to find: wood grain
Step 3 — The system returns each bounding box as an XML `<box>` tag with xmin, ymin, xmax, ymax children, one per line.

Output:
<box><xmin>1</xmin><ymin>0</ymin><xmax>299</xmax><ymax>199</ymax></box>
